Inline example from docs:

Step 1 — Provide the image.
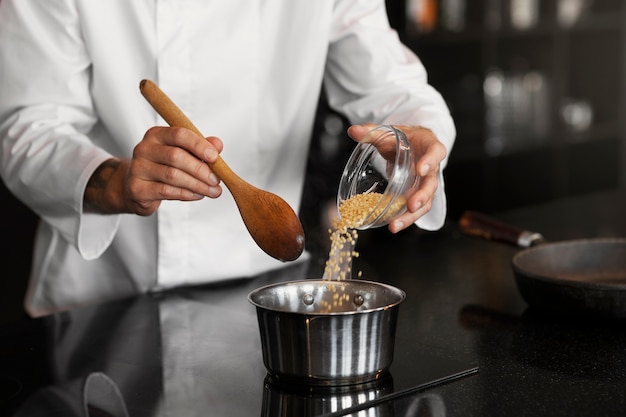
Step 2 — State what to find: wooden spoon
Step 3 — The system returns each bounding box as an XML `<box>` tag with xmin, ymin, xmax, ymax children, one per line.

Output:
<box><xmin>139</xmin><ymin>79</ymin><xmax>305</xmax><ymax>261</ymax></box>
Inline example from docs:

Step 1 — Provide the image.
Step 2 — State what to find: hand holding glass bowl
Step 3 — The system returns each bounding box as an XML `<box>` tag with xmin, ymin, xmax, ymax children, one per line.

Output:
<box><xmin>340</xmin><ymin>124</ymin><xmax>440</xmax><ymax>232</ymax></box>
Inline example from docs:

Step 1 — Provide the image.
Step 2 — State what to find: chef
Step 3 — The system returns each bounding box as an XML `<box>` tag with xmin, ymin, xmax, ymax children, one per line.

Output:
<box><xmin>0</xmin><ymin>0</ymin><xmax>455</xmax><ymax>317</ymax></box>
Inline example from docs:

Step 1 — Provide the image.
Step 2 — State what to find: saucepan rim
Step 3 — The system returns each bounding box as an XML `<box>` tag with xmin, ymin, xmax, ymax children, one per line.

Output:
<box><xmin>248</xmin><ymin>278</ymin><xmax>406</xmax><ymax>316</ymax></box>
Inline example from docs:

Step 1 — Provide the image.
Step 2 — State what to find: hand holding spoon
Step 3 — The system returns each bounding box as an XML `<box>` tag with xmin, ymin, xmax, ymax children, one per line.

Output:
<box><xmin>139</xmin><ymin>79</ymin><xmax>305</xmax><ymax>261</ymax></box>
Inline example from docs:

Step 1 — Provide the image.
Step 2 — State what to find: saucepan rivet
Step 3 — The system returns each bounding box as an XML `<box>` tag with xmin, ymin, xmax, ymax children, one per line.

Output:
<box><xmin>353</xmin><ymin>294</ymin><xmax>364</xmax><ymax>306</ymax></box>
<box><xmin>302</xmin><ymin>294</ymin><xmax>314</xmax><ymax>305</ymax></box>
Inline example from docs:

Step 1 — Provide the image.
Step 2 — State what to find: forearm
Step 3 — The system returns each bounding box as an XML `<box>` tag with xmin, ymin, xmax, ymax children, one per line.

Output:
<box><xmin>84</xmin><ymin>158</ymin><xmax>131</xmax><ymax>215</ymax></box>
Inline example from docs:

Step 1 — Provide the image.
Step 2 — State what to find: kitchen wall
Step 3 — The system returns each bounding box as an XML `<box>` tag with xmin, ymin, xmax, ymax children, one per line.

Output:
<box><xmin>384</xmin><ymin>0</ymin><xmax>626</xmax><ymax>218</ymax></box>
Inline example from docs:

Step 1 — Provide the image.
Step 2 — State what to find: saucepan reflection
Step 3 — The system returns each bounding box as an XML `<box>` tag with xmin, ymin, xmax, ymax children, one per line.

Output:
<box><xmin>326</xmin><ymin>391</ymin><xmax>446</xmax><ymax>417</ymax></box>
<box><xmin>261</xmin><ymin>375</ymin><xmax>447</xmax><ymax>417</ymax></box>
<box><xmin>261</xmin><ymin>374</ymin><xmax>394</xmax><ymax>417</ymax></box>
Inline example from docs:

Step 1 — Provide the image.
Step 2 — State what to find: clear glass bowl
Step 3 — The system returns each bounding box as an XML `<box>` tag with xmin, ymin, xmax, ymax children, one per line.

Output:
<box><xmin>337</xmin><ymin>125</ymin><xmax>420</xmax><ymax>229</ymax></box>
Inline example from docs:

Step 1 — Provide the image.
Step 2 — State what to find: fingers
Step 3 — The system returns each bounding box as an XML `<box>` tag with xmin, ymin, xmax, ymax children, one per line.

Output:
<box><xmin>388</xmin><ymin>172</ymin><xmax>438</xmax><ymax>233</ymax></box>
<box><xmin>128</xmin><ymin>155</ymin><xmax>221</xmax><ymax>199</ymax></box>
<box><xmin>413</xmin><ymin>132</ymin><xmax>447</xmax><ymax>178</ymax></box>
<box><xmin>346</xmin><ymin>124</ymin><xmax>374</xmax><ymax>142</ymax></box>
<box><xmin>140</xmin><ymin>126</ymin><xmax>221</xmax><ymax>164</ymax></box>
<box><xmin>390</xmin><ymin>128</ymin><xmax>445</xmax><ymax>232</ymax></box>
<box><xmin>124</xmin><ymin>127</ymin><xmax>225</xmax><ymax>215</ymax></box>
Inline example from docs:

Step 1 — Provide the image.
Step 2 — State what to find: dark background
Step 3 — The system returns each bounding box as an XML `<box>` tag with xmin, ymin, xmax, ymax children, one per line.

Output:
<box><xmin>2</xmin><ymin>0</ymin><xmax>625</xmax><ymax>324</ymax></box>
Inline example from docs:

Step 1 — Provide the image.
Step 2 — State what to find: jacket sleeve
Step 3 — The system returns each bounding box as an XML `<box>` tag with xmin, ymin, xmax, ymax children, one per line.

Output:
<box><xmin>0</xmin><ymin>0</ymin><xmax>120</xmax><ymax>259</ymax></box>
<box><xmin>324</xmin><ymin>0</ymin><xmax>456</xmax><ymax>230</ymax></box>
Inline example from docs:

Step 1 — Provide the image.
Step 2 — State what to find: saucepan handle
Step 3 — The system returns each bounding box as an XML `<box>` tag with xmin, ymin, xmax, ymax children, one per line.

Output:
<box><xmin>458</xmin><ymin>211</ymin><xmax>544</xmax><ymax>248</ymax></box>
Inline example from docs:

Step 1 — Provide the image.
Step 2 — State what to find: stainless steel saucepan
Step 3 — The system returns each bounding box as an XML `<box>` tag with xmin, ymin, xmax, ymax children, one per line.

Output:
<box><xmin>248</xmin><ymin>279</ymin><xmax>406</xmax><ymax>386</ymax></box>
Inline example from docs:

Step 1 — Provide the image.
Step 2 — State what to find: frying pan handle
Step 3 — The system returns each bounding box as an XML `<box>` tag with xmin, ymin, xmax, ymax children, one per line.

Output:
<box><xmin>458</xmin><ymin>211</ymin><xmax>544</xmax><ymax>248</ymax></box>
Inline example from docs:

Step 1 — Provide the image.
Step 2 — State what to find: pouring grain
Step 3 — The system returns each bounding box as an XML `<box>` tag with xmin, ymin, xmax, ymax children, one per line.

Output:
<box><xmin>323</xmin><ymin>192</ymin><xmax>387</xmax><ymax>282</ymax></box>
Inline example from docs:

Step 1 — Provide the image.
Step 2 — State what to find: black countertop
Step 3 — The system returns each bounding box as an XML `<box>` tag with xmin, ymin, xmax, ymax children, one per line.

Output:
<box><xmin>1</xmin><ymin>188</ymin><xmax>626</xmax><ymax>416</ymax></box>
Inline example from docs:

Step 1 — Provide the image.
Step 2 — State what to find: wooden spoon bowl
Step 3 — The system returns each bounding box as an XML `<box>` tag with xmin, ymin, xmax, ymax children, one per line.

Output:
<box><xmin>140</xmin><ymin>80</ymin><xmax>305</xmax><ymax>262</ymax></box>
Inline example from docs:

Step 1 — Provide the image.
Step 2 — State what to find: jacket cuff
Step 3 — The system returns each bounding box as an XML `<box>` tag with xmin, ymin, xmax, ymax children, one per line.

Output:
<box><xmin>415</xmin><ymin>170</ymin><xmax>447</xmax><ymax>231</ymax></box>
<box><xmin>77</xmin><ymin>212</ymin><xmax>121</xmax><ymax>260</ymax></box>
<box><xmin>74</xmin><ymin>153</ymin><xmax>121</xmax><ymax>260</ymax></box>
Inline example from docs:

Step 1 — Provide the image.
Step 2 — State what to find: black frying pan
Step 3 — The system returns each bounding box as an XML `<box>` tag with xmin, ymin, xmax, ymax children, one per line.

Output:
<box><xmin>459</xmin><ymin>211</ymin><xmax>626</xmax><ymax>320</ymax></box>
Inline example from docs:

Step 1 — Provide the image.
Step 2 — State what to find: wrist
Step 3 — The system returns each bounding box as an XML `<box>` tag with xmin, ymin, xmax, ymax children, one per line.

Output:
<box><xmin>84</xmin><ymin>158</ymin><xmax>130</xmax><ymax>214</ymax></box>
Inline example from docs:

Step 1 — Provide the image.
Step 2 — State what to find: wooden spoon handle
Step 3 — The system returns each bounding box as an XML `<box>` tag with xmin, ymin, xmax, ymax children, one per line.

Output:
<box><xmin>139</xmin><ymin>79</ymin><xmax>238</xmax><ymax>188</ymax></box>
<box><xmin>140</xmin><ymin>79</ymin><xmax>202</xmax><ymax>135</ymax></box>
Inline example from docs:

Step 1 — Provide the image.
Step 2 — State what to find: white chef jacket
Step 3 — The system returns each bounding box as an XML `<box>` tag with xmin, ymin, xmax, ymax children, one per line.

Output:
<box><xmin>0</xmin><ymin>0</ymin><xmax>455</xmax><ymax>317</ymax></box>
